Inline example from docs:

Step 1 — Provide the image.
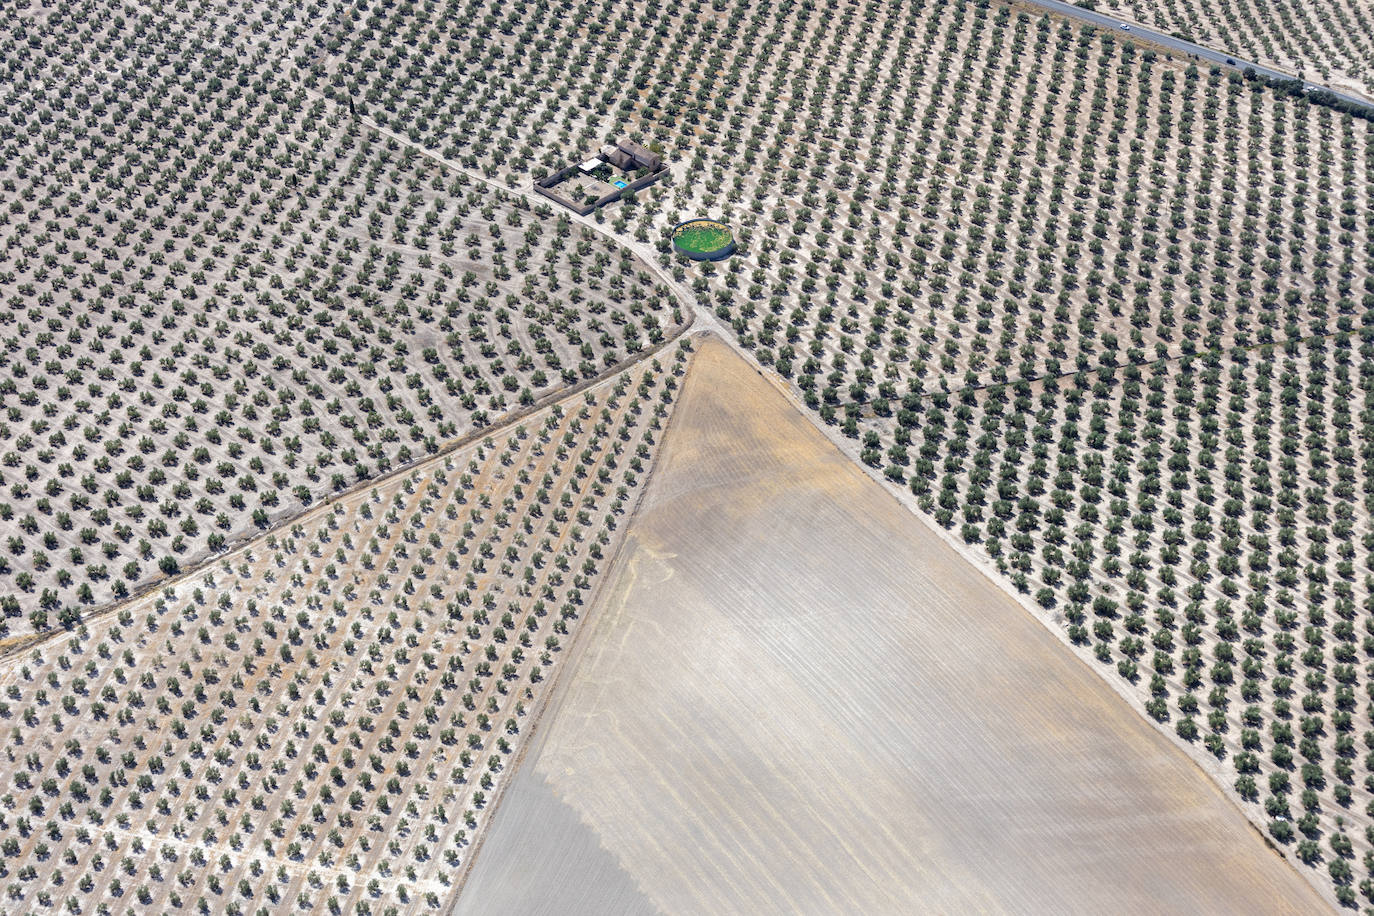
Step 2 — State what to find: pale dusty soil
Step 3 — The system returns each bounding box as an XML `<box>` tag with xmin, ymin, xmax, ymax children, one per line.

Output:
<box><xmin>455</xmin><ymin>336</ymin><xmax>1327</xmax><ymax>915</ymax></box>
<box><xmin>0</xmin><ymin>359</ymin><xmax>683</xmax><ymax>914</ymax></box>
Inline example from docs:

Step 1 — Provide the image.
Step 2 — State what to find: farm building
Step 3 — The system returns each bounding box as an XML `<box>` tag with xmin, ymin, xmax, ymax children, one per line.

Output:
<box><xmin>602</xmin><ymin>139</ymin><xmax>662</xmax><ymax>172</ymax></box>
<box><xmin>536</xmin><ymin>138</ymin><xmax>668</xmax><ymax>215</ymax></box>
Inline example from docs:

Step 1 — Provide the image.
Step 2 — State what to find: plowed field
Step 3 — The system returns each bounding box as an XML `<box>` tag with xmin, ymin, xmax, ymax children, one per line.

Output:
<box><xmin>455</xmin><ymin>337</ymin><xmax>1325</xmax><ymax>914</ymax></box>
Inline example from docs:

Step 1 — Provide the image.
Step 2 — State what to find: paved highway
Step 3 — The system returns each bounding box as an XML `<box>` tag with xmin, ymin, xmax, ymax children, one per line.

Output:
<box><xmin>1022</xmin><ymin>0</ymin><xmax>1373</xmax><ymax>110</ymax></box>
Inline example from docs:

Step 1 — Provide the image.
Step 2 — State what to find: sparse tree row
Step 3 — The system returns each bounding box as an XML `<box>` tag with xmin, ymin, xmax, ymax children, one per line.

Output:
<box><xmin>1101</xmin><ymin>0</ymin><xmax>1374</xmax><ymax>98</ymax></box>
<box><xmin>0</xmin><ymin>0</ymin><xmax>685</xmax><ymax>630</ymax></box>
<box><xmin>0</xmin><ymin>348</ymin><xmax>688</xmax><ymax>915</ymax></box>
<box><xmin>3</xmin><ymin>0</ymin><xmax>1373</xmax><ymax>906</ymax></box>
<box><xmin>311</xmin><ymin>0</ymin><xmax>1374</xmax><ymax>902</ymax></box>
<box><xmin>692</xmin><ymin>3</ymin><xmax>1372</xmax><ymax>417</ymax></box>
<box><xmin>904</xmin><ymin>332</ymin><xmax>1374</xmax><ymax>902</ymax></box>
<box><xmin>317</xmin><ymin>0</ymin><xmax>1369</xmax><ymax>411</ymax></box>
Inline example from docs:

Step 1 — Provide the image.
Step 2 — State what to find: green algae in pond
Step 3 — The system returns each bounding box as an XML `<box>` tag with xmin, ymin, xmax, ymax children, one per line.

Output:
<box><xmin>673</xmin><ymin>221</ymin><xmax>733</xmax><ymax>254</ymax></box>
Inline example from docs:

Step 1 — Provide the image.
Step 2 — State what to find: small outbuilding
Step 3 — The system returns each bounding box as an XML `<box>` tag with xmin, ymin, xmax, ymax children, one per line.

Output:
<box><xmin>601</xmin><ymin>145</ymin><xmax>635</xmax><ymax>171</ymax></box>
<box><xmin>617</xmin><ymin>140</ymin><xmax>662</xmax><ymax>171</ymax></box>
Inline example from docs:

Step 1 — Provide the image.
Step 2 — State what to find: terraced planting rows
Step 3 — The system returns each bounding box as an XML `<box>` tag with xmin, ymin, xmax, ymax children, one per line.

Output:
<box><xmin>0</xmin><ymin>351</ymin><xmax>686</xmax><ymax>914</ymax></box>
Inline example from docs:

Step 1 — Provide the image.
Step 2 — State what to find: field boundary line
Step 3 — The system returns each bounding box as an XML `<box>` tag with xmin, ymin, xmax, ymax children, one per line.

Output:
<box><xmin>298</xmin><ymin>86</ymin><xmax>706</xmax><ymax>328</ymax></box>
<box><xmin>725</xmin><ymin>329</ymin><xmax>1341</xmax><ymax>910</ymax></box>
<box><xmin>0</xmin><ymin>319</ymin><xmax>692</xmax><ymax>665</ymax></box>
<box><xmin>441</xmin><ymin>337</ymin><xmax>700</xmax><ymax>914</ymax></box>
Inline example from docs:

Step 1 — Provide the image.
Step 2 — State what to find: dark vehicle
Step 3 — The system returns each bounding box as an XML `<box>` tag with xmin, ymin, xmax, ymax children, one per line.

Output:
<box><xmin>1226</xmin><ymin>58</ymin><xmax>1236</xmax><ymax>65</ymax></box>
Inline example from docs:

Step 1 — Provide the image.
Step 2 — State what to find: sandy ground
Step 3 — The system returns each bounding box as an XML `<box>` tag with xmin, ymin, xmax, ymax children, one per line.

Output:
<box><xmin>454</xmin><ymin>336</ymin><xmax>1327</xmax><ymax>915</ymax></box>
<box><xmin>0</xmin><ymin>359</ymin><xmax>685</xmax><ymax>914</ymax></box>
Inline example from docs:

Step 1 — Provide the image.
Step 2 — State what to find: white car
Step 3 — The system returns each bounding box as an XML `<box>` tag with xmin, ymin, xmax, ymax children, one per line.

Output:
<box><xmin>1120</xmin><ymin>23</ymin><xmax>1131</xmax><ymax>30</ymax></box>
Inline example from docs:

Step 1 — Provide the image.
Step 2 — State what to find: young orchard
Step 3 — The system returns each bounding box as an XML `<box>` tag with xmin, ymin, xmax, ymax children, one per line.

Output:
<box><xmin>0</xmin><ymin>353</ymin><xmax>685</xmax><ymax>915</ymax></box>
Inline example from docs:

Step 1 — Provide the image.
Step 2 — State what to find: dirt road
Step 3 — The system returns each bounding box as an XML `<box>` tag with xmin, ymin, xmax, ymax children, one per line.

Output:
<box><xmin>454</xmin><ymin>336</ymin><xmax>1328</xmax><ymax>914</ymax></box>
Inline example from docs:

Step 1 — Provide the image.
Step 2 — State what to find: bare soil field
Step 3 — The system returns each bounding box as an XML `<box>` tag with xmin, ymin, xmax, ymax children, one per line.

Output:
<box><xmin>304</xmin><ymin>0</ymin><xmax>1374</xmax><ymax>897</ymax></box>
<box><xmin>455</xmin><ymin>336</ymin><xmax>1327</xmax><ymax>914</ymax></box>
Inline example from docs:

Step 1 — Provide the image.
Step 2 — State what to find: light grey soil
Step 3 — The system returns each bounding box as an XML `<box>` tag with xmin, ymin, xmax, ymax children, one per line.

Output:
<box><xmin>454</xmin><ymin>338</ymin><xmax>1327</xmax><ymax>915</ymax></box>
<box><xmin>454</xmin><ymin>772</ymin><xmax>660</xmax><ymax>916</ymax></box>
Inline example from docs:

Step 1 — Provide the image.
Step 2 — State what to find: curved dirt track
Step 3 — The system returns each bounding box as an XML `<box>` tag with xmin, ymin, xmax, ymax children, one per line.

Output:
<box><xmin>455</xmin><ymin>336</ymin><xmax>1328</xmax><ymax>915</ymax></box>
